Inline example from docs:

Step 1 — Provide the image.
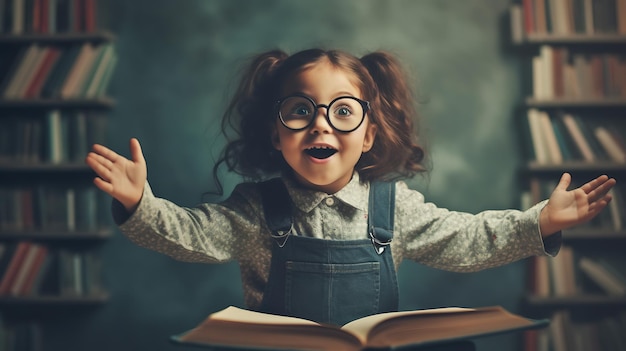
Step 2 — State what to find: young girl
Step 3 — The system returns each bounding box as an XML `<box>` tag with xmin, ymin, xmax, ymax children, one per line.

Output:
<box><xmin>86</xmin><ymin>48</ymin><xmax>615</xmax><ymax>327</ymax></box>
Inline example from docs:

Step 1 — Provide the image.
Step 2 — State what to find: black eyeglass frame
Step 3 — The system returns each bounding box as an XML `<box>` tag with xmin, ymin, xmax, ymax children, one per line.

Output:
<box><xmin>275</xmin><ymin>94</ymin><xmax>371</xmax><ymax>133</ymax></box>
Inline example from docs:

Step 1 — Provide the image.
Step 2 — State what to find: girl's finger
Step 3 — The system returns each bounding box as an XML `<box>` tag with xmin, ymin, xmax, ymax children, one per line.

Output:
<box><xmin>580</xmin><ymin>175</ymin><xmax>610</xmax><ymax>194</ymax></box>
<box><xmin>92</xmin><ymin>143</ymin><xmax>121</xmax><ymax>162</ymax></box>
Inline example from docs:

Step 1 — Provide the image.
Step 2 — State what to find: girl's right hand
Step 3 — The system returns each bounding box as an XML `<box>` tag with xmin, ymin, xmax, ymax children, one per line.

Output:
<box><xmin>85</xmin><ymin>138</ymin><xmax>147</xmax><ymax>213</ymax></box>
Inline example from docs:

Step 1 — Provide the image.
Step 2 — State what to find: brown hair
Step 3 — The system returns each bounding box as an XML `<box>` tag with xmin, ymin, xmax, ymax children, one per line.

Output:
<box><xmin>213</xmin><ymin>48</ymin><xmax>426</xmax><ymax>189</ymax></box>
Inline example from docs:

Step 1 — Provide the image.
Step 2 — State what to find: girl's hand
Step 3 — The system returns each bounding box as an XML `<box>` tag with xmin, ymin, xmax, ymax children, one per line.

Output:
<box><xmin>85</xmin><ymin>138</ymin><xmax>147</xmax><ymax>213</ymax></box>
<box><xmin>539</xmin><ymin>173</ymin><xmax>617</xmax><ymax>236</ymax></box>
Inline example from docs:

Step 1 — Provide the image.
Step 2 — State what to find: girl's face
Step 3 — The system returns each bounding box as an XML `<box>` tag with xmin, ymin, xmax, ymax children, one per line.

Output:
<box><xmin>272</xmin><ymin>61</ymin><xmax>377</xmax><ymax>194</ymax></box>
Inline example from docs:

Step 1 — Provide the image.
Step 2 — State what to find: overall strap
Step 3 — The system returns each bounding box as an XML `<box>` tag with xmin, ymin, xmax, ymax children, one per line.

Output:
<box><xmin>368</xmin><ymin>181</ymin><xmax>395</xmax><ymax>254</ymax></box>
<box><xmin>259</xmin><ymin>178</ymin><xmax>396</xmax><ymax>253</ymax></box>
<box><xmin>258</xmin><ymin>178</ymin><xmax>293</xmax><ymax>247</ymax></box>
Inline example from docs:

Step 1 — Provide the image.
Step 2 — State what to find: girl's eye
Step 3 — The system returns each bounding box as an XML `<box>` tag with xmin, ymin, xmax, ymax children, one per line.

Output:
<box><xmin>333</xmin><ymin>105</ymin><xmax>352</xmax><ymax>117</ymax></box>
<box><xmin>294</xmin><ymin>105</ymin><xmax>311</xmax><ymax>116</ymax></box>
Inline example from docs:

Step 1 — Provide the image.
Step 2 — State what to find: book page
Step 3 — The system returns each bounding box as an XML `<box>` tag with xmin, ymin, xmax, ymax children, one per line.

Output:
<box><xmin>211</xmin><ymin>306</ymin><xmax>321</xmax><ymax>326</ymax></box>
<box><xmin>342</xmin><ymin>307</ymin><xmax>474</xmax><ymax>343</ymax></box>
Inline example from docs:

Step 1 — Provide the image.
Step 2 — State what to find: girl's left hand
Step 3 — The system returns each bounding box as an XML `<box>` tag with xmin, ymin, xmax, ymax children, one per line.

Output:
<box><xmin>540</xmin><ymin>173</ymin><xmax>617</xmax><ymax>237</ymax></box>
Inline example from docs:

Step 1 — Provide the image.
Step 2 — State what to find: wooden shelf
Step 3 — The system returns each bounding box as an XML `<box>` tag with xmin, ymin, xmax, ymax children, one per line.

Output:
<box><xmin>525</xmin><ymin>97</ymin><xmax>626</xmax><ymax>108</ymax></box>
<box><xmin>0</xmin><ymin>97</ymin><xmax>115</xmax><ymax>109</ymax></box>
<box><xmin>0</xmin><ymin>162</ymin><xmax>93</xmax><ymax>173</ymax></box>
<box><xmin>513</xmin><ymin>33</ymin><xmax>626</xmax><ymax>45</ymax></box>
<box><xmin>523</xmin><ymin>161</ymin><xmax>626</xmax><ymax>173</ymax></box>
<box><xmin>0</xmin><ymin>31</ymin><xmax>115</xmax><ymax>44</ymax></box>
<box><xmin>0</xmin><ymin>292</ymin><xmax>109</xmax><ymax>306</ymax></box>
<box><xmin>0</xmin><ymin>229</ymin><xmax>112</xmax><ymax>241</ymax></box>
<box><xmin>563</xmin><ymin>229</ymin><xmax>626</xmax><ymax>240</ymax></box>
<box><xmin>525</xmin><ymin>294</ymin><xmax>626</xmax><ymax>308</ymax></box>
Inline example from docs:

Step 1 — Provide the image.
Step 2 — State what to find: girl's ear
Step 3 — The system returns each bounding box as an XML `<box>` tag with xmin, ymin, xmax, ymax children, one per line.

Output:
<box><xmin>362</xmin><ymin>123</ymin><xmax>377</xmax><ymax>152</ymax></box>
<box><xmin>271</xmin><ymin>127</ymin><xmax>282</xmax><ymax>150</ymax></box>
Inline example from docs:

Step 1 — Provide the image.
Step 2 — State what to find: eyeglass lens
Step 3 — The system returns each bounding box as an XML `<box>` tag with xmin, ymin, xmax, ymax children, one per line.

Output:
<box><xmin>279</xmin><ymin>96</ymin><xmax>365</xmax><ymax>132</ymax></box>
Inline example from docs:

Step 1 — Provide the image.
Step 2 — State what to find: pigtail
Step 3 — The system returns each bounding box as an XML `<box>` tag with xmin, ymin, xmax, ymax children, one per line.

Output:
<box><xmin>213</xmin><ymin>50</ymin><xmax>288</xmax><ymax>193</ymax></box>
<box><xmin>359</xmin><ymin>52</ymin><xmax>426</xmax><ymax>180</ymax></box>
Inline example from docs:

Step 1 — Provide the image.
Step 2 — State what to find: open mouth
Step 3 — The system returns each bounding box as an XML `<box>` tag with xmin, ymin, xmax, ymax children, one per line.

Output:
<box><xmin>305</xmin><ymin>146</ymin><xmax>337</xmax><ymax>159</ymax></box>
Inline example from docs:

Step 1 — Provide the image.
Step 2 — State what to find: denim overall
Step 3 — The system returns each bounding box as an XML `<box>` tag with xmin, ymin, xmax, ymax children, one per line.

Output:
<box><xmin>257</xmin><ymin>179</ymin><xmax>399</xmax><ymax>326</ymax></box>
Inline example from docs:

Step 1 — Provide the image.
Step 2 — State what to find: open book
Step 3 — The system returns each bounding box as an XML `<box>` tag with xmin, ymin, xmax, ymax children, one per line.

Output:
<box><xmin>171</xmin><ymin>305</ymin><xmax>548</xmax><ymax>351</ymax></box>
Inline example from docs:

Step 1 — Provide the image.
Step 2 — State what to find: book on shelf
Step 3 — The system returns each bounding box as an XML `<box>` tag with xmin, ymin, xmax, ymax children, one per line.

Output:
<box><xmin>9</xmin><ymin>243</ymin><xmax>46</xmax><ymax>296</ymax></box>
<box><xmin>530</xmin><ymin>46</ymin><xmax>626</xmax><ymax>100</ymax></box>
<box><xmin>171</xmin><ymin>305</ymin><xmax>549</xmax><ymax>351</ymax></box>
<box><xmin>23</xmin><ymin>46</ymin><xmax>61</xmax><ymax>99</ymax></box>
<box><xmin>40</xmin><ymin>44</ymin><xmax>82</xmax><ymax>98</ymax></box>
<box><xmin>0</xmin><ymin>321</ymin><xmax>42</xmax><ymax>351</ymax></box>
<box><xmin>60</xmin><ymin>42</ymin><xmax>98</xmax><ymax>98</ymax></box>
<box><xmin>594</xmin><ymin>126</ymin><xmax>626</xmax><ymax>163</ymax></box>
<box><xmin>524</xmin><ymin>109</ymin><xmax>625</xmax><ymax>165</ymax></box>
<box><xmin>578</xmin><ymin>257</ymin><xmax>626</xmax><ymax>296</ymax></box>
<box><xmin>538</xmin><ymin>109</ymin><xmax>563</xmax><ymax>163</ymax></box>
<box><xmin>526</xmin><ymin>108</ymin><xmax>552</xmax><ymax>164</ymax></box>
<box><xmin>0</xmin><ymin>241</ymin><xmax>31</xmax><ymax>295</ymax></box>
<box><xmin>20</xmin><ymin>244</ymin><xmax>48</xmax><ymax>295</ymax></box>
<box><xmin>573</xmin><ymin>115</ymin><xmax>612</xmax><ymax>161</ymax></box>
<box><xmin>83</xmin><ymin>43</ymin><xmax>115</xmax><ymax>97</ymax></box>
<box><xmin>535</xmin><ymin>0</ymin><xmax>548</xmax><ymax>34</ymax></box>
<box><xmin>0</xmin><ymin>243</ymin><xmax>15</xmax><ymax>284</ymax></box>
<box><xmin>541</xmin><ymin>309</ymin><xmax>626</xmax><ymax>351</ymax></box>
<box><xmin>529</xmin><ymin>255</ymin><xmax>552</xmax><ymax>297</ymax></box>
<box><xmin>621</xmin><ymin>0</ymin><xmax>626</xmax><ymax>34</ymax></box>
<box><xmin>0</xmin><ymin>46</ymin><xmax>27</xmax><ymax>94</ymax></box>
<box><xmin>549</xmin><ymin>311</ymin><xmax>574</xmax><ymax>351</ymax></box>
<box><xmin>561</xmin><ymin>113</ymin><xmax>595</xmax><ymax>162</ymax></box>
<box><xmin>552</xmin><ymin>113</ymin><xmax>583</xmax><ymax>161</ymax></box>
<box><xmin>0</xmin><ymin>0</ymin><xmax>99</xmax><ymax>34</ymax></box>
<box><xmin>0</xmin><ymin>185</ymin><xmax>101</xmax><ymax>232</ymax></box>
<box><xmin>516</xmin><ymin>0</ymin><xmax>626</xmax><ymax>36</ymax></box>
<box><xmin>0</xmin><ymin>245</ymin><xmax>103</xmax><ymax>297</ymax></box>
<box><xmin>2</xmin><ymin>43</ymin><xmax>40</xmax><ymax>98</ymax></box>
<box><xmin>608</xmin><ymin>188</ymin><xmax>624</xmax><ymax>230</ymax></box>
<box><xmin>0</xmin><ymin>42</ymin><xmax>117</xmax><ymax>99</ymax></box>
<box><xmin>0</xmin><ymin>109</ymin><xmax>107</xmax><ymax>164</ymax></box>
<box><xmin>511</xmin><ymin>4</ymin><xmax>524</xmax><ymax>43</ymax></box>
<box><xmin>547</xmin><ymin>246</ymin><xmax>578</xmax><ymax>296</ymax></box>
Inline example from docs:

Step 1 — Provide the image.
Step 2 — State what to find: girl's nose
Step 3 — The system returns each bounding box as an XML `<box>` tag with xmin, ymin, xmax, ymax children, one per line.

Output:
<box><xmin>309</xmin><ymin>107</ymin><xmax>332</xmax><ymax>133</ymax></box>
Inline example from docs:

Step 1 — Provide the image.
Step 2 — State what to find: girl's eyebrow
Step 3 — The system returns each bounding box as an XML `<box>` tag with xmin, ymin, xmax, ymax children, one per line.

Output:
<box><xmin>334</xmin><ymin>91</ymin><xmax>359</xmax><ymax>97</ymax></box>
<box><xmin>288</xmin><ymin>91</ymin><xmax>360</xmax><ymax>100</ymax></box>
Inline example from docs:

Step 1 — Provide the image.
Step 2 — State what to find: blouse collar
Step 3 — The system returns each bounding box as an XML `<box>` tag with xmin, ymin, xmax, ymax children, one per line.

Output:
<box><xmin>281</xmin><ymin>172</ymin><xmax>370</xmax><ymax>213</ymax></box>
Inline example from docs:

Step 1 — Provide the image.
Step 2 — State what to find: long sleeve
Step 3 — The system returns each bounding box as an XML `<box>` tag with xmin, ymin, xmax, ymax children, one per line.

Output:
<box><xmin>112</xmin><ymin>182</ymin><xmax>265</xmax><ymax>264</ymax></box>
<box><xmin>393</xmin><ymin>181</ymin><xmax>560</xmax><ymax>272</ymax></box>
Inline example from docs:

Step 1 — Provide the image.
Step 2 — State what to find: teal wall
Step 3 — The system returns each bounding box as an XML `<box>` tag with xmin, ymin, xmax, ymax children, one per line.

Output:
<box><xmin>46</xmin><ymin>1</ymin><xmax>530</xmax><ymax>350</ymax></box>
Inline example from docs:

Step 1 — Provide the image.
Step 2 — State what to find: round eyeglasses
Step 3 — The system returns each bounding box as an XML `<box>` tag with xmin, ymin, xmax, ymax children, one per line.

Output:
<box><xmin>276</xmin><ymin>94</ymin><xmax>370</xmax><ymax>133</ymax></box>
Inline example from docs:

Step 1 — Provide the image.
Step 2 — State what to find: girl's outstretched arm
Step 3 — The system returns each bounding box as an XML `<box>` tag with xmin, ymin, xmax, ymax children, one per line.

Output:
<box><xmin>540</xmin><ymin>173</ymin><xmax>617</xmax><ymax>236</ymax></box>
<box><xmin>85</xmin><ymin>138</ymin><xmax>147</xmax><ymax>213</ymax></box>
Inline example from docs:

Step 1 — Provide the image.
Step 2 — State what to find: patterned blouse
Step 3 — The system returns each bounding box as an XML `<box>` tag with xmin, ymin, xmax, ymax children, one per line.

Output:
<box><xmin>113</xmin><ymin>172</ymin><xmax>560</xmax><ymax>310</ymax></box>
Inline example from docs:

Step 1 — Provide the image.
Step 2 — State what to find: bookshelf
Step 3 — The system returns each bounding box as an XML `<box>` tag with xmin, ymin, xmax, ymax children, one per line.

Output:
<box><xmin>511</xmin><ymin>1</ymin><xmax>626</xmax><ymax>350</ymax></box>
<box><xmin>0</xmin><ymin>0</ymin><xmax>116</xmax><ymax>349</ymax></box>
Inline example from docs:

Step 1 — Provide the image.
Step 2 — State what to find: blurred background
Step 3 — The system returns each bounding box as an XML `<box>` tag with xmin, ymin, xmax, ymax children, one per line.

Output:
<box><xmin>49</xmin><ymin>0</ymin><xmax>530</xmax><ymax>350</ymax></box>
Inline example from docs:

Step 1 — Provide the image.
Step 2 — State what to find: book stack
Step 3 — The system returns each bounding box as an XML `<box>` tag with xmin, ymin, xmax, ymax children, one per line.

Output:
<box><xmin>531</xmin><ymin>46</ymin><xmax>626</xmax><ymax>101</ymax></box>
<box><xmin>0</xmin><ymin>320</ymin><xmax>42</xmax><ymax>351</ymax></box>
<box><xmin>0</xmin><ymin>0</ymin><xmax>98</xmax><ymax>34</ymax></box>
<box><xmin>0</xmin><ymin>42</ymin><xmax>117</xmax><ymax>100</ymax></box>
<box><xmin>0</xmin><ymin>110</ymin><xmax>107</xmax><ymax>164</ymax></box>
<box><xmin>0</xmin><ymin>185</ymin><xmax>101</xmax><ymax>233</ymax></box>
<box><xmin>0</xmin><ymin>242</ymin><xmax>103</xmax><ymax>297</ymax></box>
<box><xmin>516</xmin><ymin>0</ymin><xmax>626</xmax><ymax>36</ymax></box>
<box><xmin>525</xmin><ymin>110</ymin><xmax>626</xmax><ymax>165</ymax></box>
